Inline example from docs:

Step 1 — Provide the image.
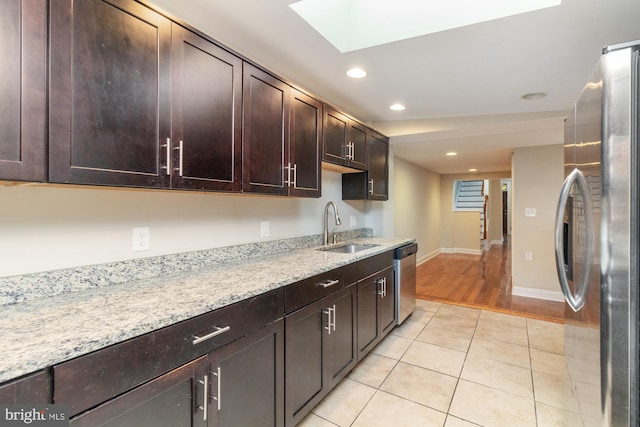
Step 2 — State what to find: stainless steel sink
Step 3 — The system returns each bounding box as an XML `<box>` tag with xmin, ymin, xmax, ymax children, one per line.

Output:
<box><xmin>317</xmin><ymin>243</ymin><xmax>379</xmax><ymax>253</ymax></box>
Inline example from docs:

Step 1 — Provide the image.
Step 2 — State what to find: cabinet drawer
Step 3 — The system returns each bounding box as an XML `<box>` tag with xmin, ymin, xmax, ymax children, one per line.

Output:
<box><xmin>54</xmin><ymin>288</ymin><xmax>284</xmax><ymax>417</ymax></box>
<box><xmin>356</xmin><ymin>250</ymin><xmax>394</xmax><ymax>279</ymax></box>
<box><xmin>285</xmin><ymin>263</ymin><xmax>356</xmax><ymax>313</ymax></box>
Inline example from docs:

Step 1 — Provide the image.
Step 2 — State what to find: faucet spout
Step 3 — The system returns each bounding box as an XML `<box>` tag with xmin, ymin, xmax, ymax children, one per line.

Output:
<box><xmin>323</xmin><ymin>201</ymin><xmax>341</xmax><ymax>245</ymax></box>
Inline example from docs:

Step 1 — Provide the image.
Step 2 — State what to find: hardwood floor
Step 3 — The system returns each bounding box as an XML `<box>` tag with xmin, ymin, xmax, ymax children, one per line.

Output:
<box><xmin>416</xmin><ymin>237</ymin><xmax>565</xmax><ymax>323</ymax></box>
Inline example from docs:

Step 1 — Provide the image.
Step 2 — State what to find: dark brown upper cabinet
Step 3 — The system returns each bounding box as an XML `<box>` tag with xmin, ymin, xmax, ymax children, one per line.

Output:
<box><xmin>322</xmin><ymin>106</ymin><xmax>367</xmax><ymax>171</ymax></box>
<box><xmin>170</xmin><ymin>25</ymin><xmax>242</xmax><ymax>192</ymax></box>
<box><xmin>288</xmin><ymin>89</ymin><xmax>322</xmax><ymax>198</ymax></box>
<box><xmin>49</xmin><ymin>0</ymin><xmax>172</xmax><ymax>187</ymax></box>
<box><xmin>366</xmin><ymin>131</ymin><xmax>390</xmax><ymax>200</ymax></box>
<box><xmin>242</xmin><ymin>63</ymin><xmax>290</xmax><ymax>195</ymax></box>
<box><xmin>0</xmin><ymin>0</ymin><xmax>47</xmax><ymax>182</ymax></box>
<box><xmin>242</xmin><ymin>64</ymin><xmax>322</xmax><ymax>197</ymax></box>
<box><xmin>342</xmin><ymin>131</ymin><xmax>389</xmax><ymax>201</ymax></box>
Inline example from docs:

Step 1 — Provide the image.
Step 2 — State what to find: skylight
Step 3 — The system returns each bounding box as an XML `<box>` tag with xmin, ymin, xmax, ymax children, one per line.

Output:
<box><xmin>289</xmin><ymin>0</ymin><xmax>561</xmax><ymax>52</ymax></box>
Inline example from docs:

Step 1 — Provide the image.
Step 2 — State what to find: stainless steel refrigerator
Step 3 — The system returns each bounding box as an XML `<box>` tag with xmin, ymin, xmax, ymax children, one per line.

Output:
<box><xmin>555</xmin><ymin>40</ymin><xmax>639</xmax><ymax>427</ymax></box>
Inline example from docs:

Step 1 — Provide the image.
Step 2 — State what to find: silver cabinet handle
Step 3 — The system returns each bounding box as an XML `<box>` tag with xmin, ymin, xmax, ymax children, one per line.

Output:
<box><xmin>554</xmin><ymin>168</ymin><xmax>593</xmax><ymax>312</ymax></box>
<box><xmin>284</xmin><ymin>162</ymin><xmax>291</xmax><ymax>186</ymax></box>
<box><xmin>179</xmin><ymin>140</ymin><xmax>184</xmax><ymax>176</ymax></box>
<box><xmin>198</xmin><ymin>374</ymin><xmax>208</xmax><ymax>421</ymax></box>
<box><xmin>161</xmin><ymin>138</ymin><xmax>170</xmax><ymax>175</ymax></box>
<box><xmin>369</xmin><ymin>179</ymin><xmax>374</xmax><ymax>195</ymax></box>
<box><xmin>323</xmin><ymin>305</ymin><xmax>336</xmax><ymax>334</ymax></box>
<box><xmin>284</xmin><ymin>163</ymin><xmax>298</xmax><ymax>188</ymax></box>
<box><xmin>376</xmin><ymin>277</ymin><xmax>387</xmax><ymax>297</ymax></box>
<box><xmin>318</xmin><ymin>279</ymin><xmax>339</xmax><ymax>288</ymax></box>
<box><xmin>192</xmin><ymin>325</ymin><xmax>231</xmax><ymax>345</ymax></box>
<box><xmin>173</xmin><ymin>141</ymin><xmax>183</xmax><ymax>176</ymax></box>
<box><xmin>212</xmin><ymin>367</ymin><xmax>221</xmax><ymax>411</ymax></box>
<box><xmin>291</xmin><ymin>163</ymin><xmax>297</xmax><ymax>188</ymax></box>
<box><xmin>349</xmin><ymin>142</ymin><xmax>355</xmax><ymax>160</ymax></box>
<box><xmin>332</xmin><ymin>303</ymin><xmax>337</xmax><ymax>332</ymax></box>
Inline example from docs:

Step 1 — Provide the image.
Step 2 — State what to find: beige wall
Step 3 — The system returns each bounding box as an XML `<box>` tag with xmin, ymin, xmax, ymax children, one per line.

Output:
<box><xmin>511</xmin><ymin>144</ymin><xmax>564</xmax><ymax>301</ymax></box>
<box><xmin>393</xmin><ymin>157</ymin><xmax>441</xmax><ymax>264</ymax></box>
<box><xmin>452</xmin><ymin>211</ymin><xmax>481</xmax><ymax>254</ymax></box>
<box><xmin>0</xmin><ymin>170</ymin><xmax>370</xmax><ymax>277</ymax></box>
<box><xmin>440</xmin><ymin>172</ymin><xmax>510</xmax><ymax>250</ymax></box>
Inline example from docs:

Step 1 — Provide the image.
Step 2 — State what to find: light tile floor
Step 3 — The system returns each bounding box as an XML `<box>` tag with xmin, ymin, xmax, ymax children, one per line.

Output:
<box><xmin>298</xmin><ymin>300</ymin><xmax>578</xmax><ymax>427</ymax></box>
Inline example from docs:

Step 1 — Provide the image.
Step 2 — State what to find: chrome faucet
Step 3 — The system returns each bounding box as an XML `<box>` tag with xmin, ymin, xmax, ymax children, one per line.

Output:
<box><xmin>323</xmin><ymin>201</ymin><xmax>342</xmax><ymax>245</ymax></box>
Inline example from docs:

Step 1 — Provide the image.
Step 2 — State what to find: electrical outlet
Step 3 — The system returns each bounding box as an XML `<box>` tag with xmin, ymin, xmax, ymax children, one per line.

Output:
<box><xmin>350</xmin><ymin>216</ymin><xmax>356</xmax><ymax>227</ymax></box>
<box><xmin>524</xmin><ymin>251</ymin><xmax>533</xmax><ymax>261</ymax></box>
<box><xmin>260</xmin><ymin>221</ymin><xmax>270</xmax><ymax>237</ymax></box>
<box><xmin>133</xmin><ymin>227</ymin><xmax>150</xmax><ymax>252</ymax></box>
<box><xmin>525</xmin><ymin>208</ymin><xmax>537</xmax><ymax>217</ymax></box>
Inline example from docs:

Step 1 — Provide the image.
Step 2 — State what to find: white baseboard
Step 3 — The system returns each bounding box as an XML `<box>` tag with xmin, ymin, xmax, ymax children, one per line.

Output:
<box><xmin>454</xmin><ymin>247</ymin><xmax>482</xmax><ymax>255</ymax></box>
<box><xmin>490</xmin><ymin>239</ymin><xmax>503</xmax><ymax>246</ymax></box>
<box><xmin>512</xmin><ymin>286</ymin><xmax>565</xmax><ymax>302</ymax></box>
<box><xmin>440</xmin><ymin>247</ymin><xmax>482</xmax><ymax>255</ymax></box>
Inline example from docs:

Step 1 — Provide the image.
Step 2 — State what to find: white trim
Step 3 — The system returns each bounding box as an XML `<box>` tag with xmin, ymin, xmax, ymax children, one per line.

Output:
<box><xmin>491</xmin><ymin>239</ymin><xmax>504</xmax><ymax>246</ymax></box>
<box><xmin>454</xmin><ymin>247</ymin><xmax>482</xmax><ymax>255</ymax></box>
<box><xmin>440</xmin><ymin>247</ymin><xmax>482</xmax><ymax>255</ymax></box>
<box><xmin>512</xmin><ymin>286</ymin><xmax>565</xmax><ymax>302</ymax></box>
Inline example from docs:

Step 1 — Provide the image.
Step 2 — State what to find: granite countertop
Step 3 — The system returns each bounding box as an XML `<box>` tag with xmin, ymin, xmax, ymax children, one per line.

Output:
<box><xmin>0</xmin><ymin>236</ymin><xmax>413</xmax><ymax>383</ymax></box>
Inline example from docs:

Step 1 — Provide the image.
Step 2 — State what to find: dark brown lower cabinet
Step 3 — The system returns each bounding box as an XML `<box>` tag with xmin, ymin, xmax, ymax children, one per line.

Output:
<box><xmin>69</xmin><ymin>357</ymin><xmax>208</xmax><ymax>427</ymax></box>
<box><xmin>68</xmin><ymin>320</ymin><xmax>284</xmax><ymax>427</ymax></box>
<box><xmin>357</xmin><ymin>266</ymin><xmax>396</xmax><ymax>359</ymax></box>
<box><xmin>207</xmin><ymin>320</ymin><xmax>284</xmax><ymax>427</ymax></box>
<box><xmin>285</xmin><ymin>285</ymin><xmax>357</xmax><ymax>426</ymax></box>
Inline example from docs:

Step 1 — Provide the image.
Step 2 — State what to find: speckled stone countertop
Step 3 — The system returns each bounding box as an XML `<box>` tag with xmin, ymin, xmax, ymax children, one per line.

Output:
<box><xmin>0</xmin><ymin>236</ymin><xmax>413</xmax><ymax>383</ymax></box>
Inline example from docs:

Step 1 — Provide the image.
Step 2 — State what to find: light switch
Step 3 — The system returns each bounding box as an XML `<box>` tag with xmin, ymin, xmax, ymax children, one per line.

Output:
<box><xmin>525</xmin><ymin>208</ymin><xmax>537</xmax><ymax>217</ymax></box>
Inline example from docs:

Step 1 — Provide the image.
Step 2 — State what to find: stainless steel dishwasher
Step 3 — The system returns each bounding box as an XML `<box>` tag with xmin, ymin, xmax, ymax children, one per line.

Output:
<box><xmin>394</xmin><ymin>242</ymin><xmax>417</xmax><ymax>324</ymax></box>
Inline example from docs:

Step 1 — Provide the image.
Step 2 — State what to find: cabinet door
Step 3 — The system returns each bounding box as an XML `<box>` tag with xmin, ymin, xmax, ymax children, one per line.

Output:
<box><xmin>357</xmin><ymin>275</ymin><xmax>380</xmax><ymax>359</ymax></box>
<box><xmin>171</xmin><ymin>25</ymin><xmax>242</xmax><ymax>192</ymax></box>
<box><xmin>285</xmin><ymin>300</ymin><xmax>326</xmax><ymax>426</ymax></box>
<box><xmin>348</xmin><ymin>122</ymin><xmax>368</xmax><ymax>171</ymax></box>
<box><xmin>242</xmin><ymin>63</ymin><xmax>289</xmax><ymax>195</ymax></box>
<box><xmin>379</xmin><ymin>267</ymin><xmax>397</xmax><ymax>335</ymax></box>
<box><xmin>367</xmin><ymin>132</ymin><xmax>389</xmax><ymax>200</ymax></box>
<box><xmin>49</xmin><ymin>0</ymin><xmax>172</xmax><ymax>187</ymax></box>
<box><xmin>208</xmin><ymin>320</ymin><xmax>284</xmax><ymax>427</ymax></box>
<box><xmin>0</xmin><ymin>0</ymin><xmax>46</xmax><ymax>182</ymax></box>
<box><xmin>322</xmin><ymin>107</ymin><xmax>349</xmax><ymax>166</ymax></box>
<box><xmin>326</xmin><ymin>286</ymin><xmax>357</xmax><ymax>387</ymax></box>
<box><xmin>289</xmin><ymin>89</ymin><xmax>322</xmax><ymax>198</ymax></box>
<box><xmin>69</xmin><ymin>357</ymin><xmax>208</xmax><ymax>427</ymax></box>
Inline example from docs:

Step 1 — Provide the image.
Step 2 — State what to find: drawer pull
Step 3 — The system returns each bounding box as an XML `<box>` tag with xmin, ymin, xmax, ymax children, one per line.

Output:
<box><xmin>192</xmin><ymin>326</ymin><xmax>231</xmax><ymax>345</ymax></box>
<box><xmin>318</xmin><ymin>279</ymin><xmax>340</xmax><ymax>288</ymax></box>
<box><xmin>198</xmin><ymin>375</ymin><xmax>209</xmax><ymax>421</ymax></box>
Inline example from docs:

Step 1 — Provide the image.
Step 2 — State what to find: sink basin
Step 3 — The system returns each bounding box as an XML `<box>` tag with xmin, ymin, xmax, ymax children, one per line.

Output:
<box><xmin>317</xmin><ymin>243</ymin><xmax>379</xmax><ymax>253</ymax></box>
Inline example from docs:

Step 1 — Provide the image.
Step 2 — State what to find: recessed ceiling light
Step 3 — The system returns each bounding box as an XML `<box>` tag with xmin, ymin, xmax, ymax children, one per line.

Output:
<box><xmin>469</xmin><ymin>168</ymin><xmax>478</xmax><ymax>172</ymax></box>
<box><xmin>290</xmin><ymin>0</ymin><xmax>562</xmax><ymax>52</ymax></box>
<box><xmin>521</xmin><ymin>92</ymin><xmax>547</xmax><ymax>100</ymax></box>
<box><xmin>346</xmin><ymin>68</ymin><xmax>367</xmax><ymax>78</ymax></box>
<box><xmin>389</xmin><ymin>103</ymin><xmax>405</xmax><ymax>111</ymax></box>
<box><xmin>446</xmin><ymin>152</ymin><xmax>457</xmax><ymax>156</ymax></box>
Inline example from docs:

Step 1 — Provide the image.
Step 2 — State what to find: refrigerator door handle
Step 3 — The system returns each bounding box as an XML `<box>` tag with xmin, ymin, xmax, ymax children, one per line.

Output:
<box><xmin>554</xmin><ymin>168</ymin><xmax>594</xmax><ymax>312</ymax></box>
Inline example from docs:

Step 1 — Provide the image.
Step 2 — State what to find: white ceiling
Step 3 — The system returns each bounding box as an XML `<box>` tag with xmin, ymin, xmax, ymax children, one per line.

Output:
<box><xmin>151</xmin><ymin>0</ymin><xmax>640</xmax><ymax>174</ymax></box>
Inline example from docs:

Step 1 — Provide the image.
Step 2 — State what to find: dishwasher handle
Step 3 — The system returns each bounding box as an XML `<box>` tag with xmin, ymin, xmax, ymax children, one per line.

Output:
<box><xmin>395</xmin><ymin>243</ymin><xmax>418</xmax><ymax>259</ymax></box>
